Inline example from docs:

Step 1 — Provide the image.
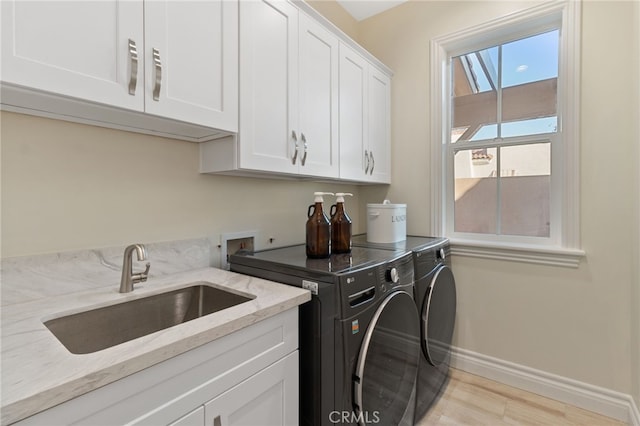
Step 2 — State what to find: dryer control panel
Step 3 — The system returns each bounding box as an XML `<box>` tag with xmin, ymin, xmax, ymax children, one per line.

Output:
<box><xmin>413</xmin><ymin>239</ymin><xmax>451</xmax><ymax>279</ymax></box>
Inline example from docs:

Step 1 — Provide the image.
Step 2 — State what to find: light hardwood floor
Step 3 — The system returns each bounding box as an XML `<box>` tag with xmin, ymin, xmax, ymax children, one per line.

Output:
<box><xmin>416</xmin><ymin>369</ymin><xmax>627</xmax><ymax>425</ymax></box>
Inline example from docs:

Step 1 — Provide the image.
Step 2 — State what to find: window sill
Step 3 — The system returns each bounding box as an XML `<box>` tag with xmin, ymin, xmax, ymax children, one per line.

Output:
<box><xmin>449</xmin><ymin>239</ymin><xmax>585</xmax><ymax>268</ymax></box>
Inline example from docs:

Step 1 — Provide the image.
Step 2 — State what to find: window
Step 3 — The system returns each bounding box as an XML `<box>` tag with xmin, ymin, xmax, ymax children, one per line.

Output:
<box><xmin>452</xmin><ymin>30</ymin><xmax>557</xmax><ymax>238</ymax></box>
<box><xmin>430</xmin><ymin>1</ymin><xmax>584</xmax><ymax>267</ymax></box>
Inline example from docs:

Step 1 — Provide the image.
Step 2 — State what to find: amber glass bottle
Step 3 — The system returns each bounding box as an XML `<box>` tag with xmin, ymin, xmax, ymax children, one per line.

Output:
<box><xmin>330</xmin><ymin>193</ymin><xmax>353</xmax><ymax>254</ymax></box>
<box><xmin>306</xmin><ymin>192</ymin><xmax>333</xmax><ymax>258</ymax></box>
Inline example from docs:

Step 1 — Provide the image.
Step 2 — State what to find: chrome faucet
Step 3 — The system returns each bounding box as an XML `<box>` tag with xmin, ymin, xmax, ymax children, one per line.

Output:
<box><xmin>119</xmin><ymin>244</ymin><xmax>151</xmax><ymax>293</ymax></box>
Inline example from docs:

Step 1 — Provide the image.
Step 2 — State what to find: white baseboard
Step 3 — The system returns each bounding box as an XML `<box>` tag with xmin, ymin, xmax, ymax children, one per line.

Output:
<box><xmin>450</xmin><ymin>346</ymin><xmax>639</xmax><ymax>425</ymax></box>
<box><xmin>631</xmin><ymin>398</ymin><xmax>640</xmax><ymax>426</ymax></box>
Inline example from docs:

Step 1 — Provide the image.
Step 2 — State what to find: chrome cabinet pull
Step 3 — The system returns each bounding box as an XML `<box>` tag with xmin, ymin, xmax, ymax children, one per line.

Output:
<box><xmin>301</xmin><ymin>132</ymin><xmax>308</xmax><ymax>166</ymax></box>
<box><xmin>213</xmin><ymin>415</ymin><xmax>222</xmax><ymax>426</ymax></box>
<box><xmin>369</xmin><ymin>151</ymin><xmax>375</xmax><ymax>174</ymax></box>
<box><xmin>364</xmin><ymin>150</ymin><xmax>370</xmax><ymax>174</ymax></box>
<box><xmin>152</xmin><ymin>48</ymin><xmax>162</xmax><ymax>101</ymax></box>
<box><xmin>127</xmin><ymin>39</ymin><xmax>138</xmax><ymax>95</ymax></box>
<box><xmin>291</xmin><ymin>130</ymin><xmax>299</xmax><ymax>165</ymax></box>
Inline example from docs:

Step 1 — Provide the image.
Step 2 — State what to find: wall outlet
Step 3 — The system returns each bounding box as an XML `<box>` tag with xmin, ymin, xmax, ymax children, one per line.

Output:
<box><xmin>220</xmin><ymin>231</ymin><xmax>257</xmax><ymax>270</ymax></box>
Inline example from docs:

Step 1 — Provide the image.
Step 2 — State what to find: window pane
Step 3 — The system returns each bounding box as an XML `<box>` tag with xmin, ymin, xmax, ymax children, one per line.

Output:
<box><xmin>500</xmin><ymin>143</ymin><xmax>551</xmax><ymax>237</ymax></box>
<box><xmin>502</xmin><ymin>117</ymin><xmax>557</xmax><ymax>138</ymax></box>
<box><xmin>501</xmin><ymin>30</ymin><xmax>558</xmax><ymax>88</ymax></box>
<box><xmin>467</xmin><ymin>51</ymin><xmax>495</xmax><ymax>92</ymax></box>
<box><xmin>454</xmin><ymin>148</ymin><xmax>497</xmax><ymax>234</ymax></box>
<box><xmin>451</xmin><ymin>47</ymin><xmax>498</xmax><ymax>143</ymax></box>
<box><xmin>470</xmin><ymin>124</ymin><xmax>498</xmax><ymax>141</ymax></box>
<box><xmin>501</xmin><ymin>31</ymin><xmax>558</xmax><ymax>138</ymax></box>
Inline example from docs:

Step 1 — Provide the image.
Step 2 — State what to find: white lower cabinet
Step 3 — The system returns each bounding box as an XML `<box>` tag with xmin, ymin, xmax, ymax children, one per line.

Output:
<box><xmin>169</xmin><ymin>407</ymin><xmax>205</xmax><ymax>426</ymax></box>
<box><xmin>13</xmin><ymin>309</ymin><xmax>298</xmax><ymax>426</ymax></box>
<box><xmin>204</xmin><ymin>352</ymin><xmax>298</xmax><ymax>426</ymax></box>
<box><xmin>167</xmin><ymin>352</ymin><xmax>298</xmax><ymax>426</ymax></box>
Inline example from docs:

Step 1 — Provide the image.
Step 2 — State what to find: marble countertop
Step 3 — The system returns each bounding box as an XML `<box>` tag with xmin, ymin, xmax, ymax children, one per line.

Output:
<box><xmin>1</xmin><ymin>241</ymin><xmax>310</xmax><ymax>425</ymax></box>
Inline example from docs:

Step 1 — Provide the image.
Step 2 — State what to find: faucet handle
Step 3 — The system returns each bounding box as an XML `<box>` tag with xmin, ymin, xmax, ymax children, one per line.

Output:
<box><xmin>132</xmin><ymin>262</ymin><xmax>151</xmax><ymax>284</ymax></box>
<box><xmin>142</xmin><ymin>262</ymin><xmax>150</xmax><ymax>277</ymax></box>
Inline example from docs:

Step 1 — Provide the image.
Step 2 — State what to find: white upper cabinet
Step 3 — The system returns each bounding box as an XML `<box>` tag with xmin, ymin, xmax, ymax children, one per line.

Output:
<box><xmin>1</xmin><ymin>0</ymin><xmax>238</xmax><ymax>138</ymax></box>
<box><xmin>297</xmin><ymin>13</ymin><xmax>339</xmax><ymax>178</ymax></box>
<box><xmin>367</xmin><ymin>66</ymin><xmax>392</xmax><ymax>183</ymax></box>
<box><xmin>144</xmin><ymin>0</ymin><xmax>238</xmax><ymax>131</ymax></box>
<box><xmin>338</xmin><ymin>44</ymin><xmax>369</xmax><ymax>182</ymax></box>
<box><xmin>1</xmin><ymin>1</ymin><xmax>143</xmax><ymax>110</ymax></box>
<box><xmin>339</xmin><ymin>43</ymin><xmax>391</xmax><ymax>184</ymax></box>
<box><xmin>238</xmin><ymin>0</ymin><xmax>299</xmax><ymax>174</ymax></box>
<box><xmin>237</xmin><ymin>0</ymin><xmax>339</xmax><ymax>178</ymax></box>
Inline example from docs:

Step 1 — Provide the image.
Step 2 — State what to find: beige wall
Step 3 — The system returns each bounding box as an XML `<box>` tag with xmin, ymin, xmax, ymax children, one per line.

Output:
<box><xmin>306</xmin><ymin>0</ymin><xmax>359</xmax><ymax>40</ymax></box>
<box><xmin>0</xmin><ymin>0</ymin><xmax>363</xmax><ymax>261</ymax></box>
<box><xmin>0</xmin><ymin>112</ymin><xmax>362</xmax><ymax>260</ymax></box>
<box><xmin>357</xmin><ymin>0</ymin><xmax>639</xmax><ymax>402</ymax></box>
<box><xmin>633</xmin><ymin>0</ymin><xmax>640</xmax><ymax>409</ymax></box>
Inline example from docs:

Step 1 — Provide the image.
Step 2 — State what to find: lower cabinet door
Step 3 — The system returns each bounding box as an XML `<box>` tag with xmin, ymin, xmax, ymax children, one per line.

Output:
<box><xmin>169</xmin><ymin>406</ymin><xmax>205</xmax><ymax>426</ymax></box>
<box><xmin>204</xmin><ymin>352</ymin><xmax>298</xmax><ymax>426</ymax></box>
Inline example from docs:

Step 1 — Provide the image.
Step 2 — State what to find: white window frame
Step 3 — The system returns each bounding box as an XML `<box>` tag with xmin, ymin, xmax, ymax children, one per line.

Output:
<box><xmin>430</xmin><ymin>0</ymin><xmax>584</xmax><ymax>267</ymax></box>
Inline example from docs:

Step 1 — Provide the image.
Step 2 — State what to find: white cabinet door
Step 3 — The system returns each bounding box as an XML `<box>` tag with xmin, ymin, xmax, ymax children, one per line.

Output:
<box><xmin>1</xmin><ymin>0</ymin><xmax>143</xmax><ymax>111</ymax></box>
<box><xmin>367</xmin><ymin>66</ymin><xmax>391</xmax><ymax>183</ymax></box>
<box><xmin>1</xmin><ymin>0</ymin><xmax>237</xmax><ymax>135</ymax></box>
<box><xmin>298</xmin><ymin>13</ymin><xmax>339</xmax><ymax>178</ymax></box>
<box><xmin>239</xmin><ymin>0</ymin><xmax>299</xmax><ymax>174</ymax></box>
<box><xmin>144</xmin><ymin>0</ymin><xmax>238</xmax><ymax>131</ymax></box>
<box><xmin>204</xmin><ymin>352</ymin><xmax>298</xmax><ymax>426</ymax></box>
<box><xmin>339</xmin><ymin>44</ymin><xmax>369</xmax><ymax>181</ymax></box>
<box><xmin>339</xmin><ymin>43</ymin><xmax>392</xmax><ymax>184</ymax></box>
<box><xmin>168</xmin><ymin>406</ymin><xmax>205</xmax><ymax>426</ymax></box>
<box><xmin>237</xmin><ymin>2</ymin><xmax>338</xmax><ymax>178</ymax></box>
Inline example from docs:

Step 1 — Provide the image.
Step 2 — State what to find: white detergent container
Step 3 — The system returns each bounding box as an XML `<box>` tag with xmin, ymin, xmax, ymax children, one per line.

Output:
<box><xmin>367</xmin><ymin>199</ymin><xmax>407</xmax><ymax>243</ymax></box>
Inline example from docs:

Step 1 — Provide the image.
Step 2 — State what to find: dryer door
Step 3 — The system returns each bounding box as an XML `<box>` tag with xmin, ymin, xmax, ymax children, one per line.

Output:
<box><xmin>423</xmin><ymin>265</ymin><xmax>457</xmax><ymax>366</ymax></box>
<box><xmin>354</xmin><ymin>291</ymin><xmax>420</xmax><ymax>426</ymax></box>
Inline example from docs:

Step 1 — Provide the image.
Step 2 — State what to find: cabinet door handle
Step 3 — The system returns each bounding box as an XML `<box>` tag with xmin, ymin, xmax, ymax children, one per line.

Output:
<box><xmin>127</xmin><ymin>39</ymin><xmax>138</xmax><ymax>95</ymax></box>
<box><xmin>152</xmin><ymin>48</ymin><xmax>162</xmax><ymax>101</ymax></box>
<box><xmin>291</xmin><ymin>130</ymin><xmax>299</xmax><ymax>165</ymax></box>
<box><xmin>364</xmin><ymin>150</ymin><xmax>370</xmax><ymax>174</ymax></box>
<box><xmin>301</xmin><ymin>132</ymin><xmax>308</xmax><ymax>166</ymax></box>
<box><xmin>213</xmin><ymin>415</ymin><xmax>222</xmax><ymax>426</ymax></box>
<box><xmin>369</xmin><ymin>151</ymin><xmax>375</xmax><ymax>174</ymax></box>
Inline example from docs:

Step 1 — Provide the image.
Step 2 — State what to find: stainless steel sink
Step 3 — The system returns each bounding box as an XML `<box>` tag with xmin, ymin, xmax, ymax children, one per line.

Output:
<box><xmin>44</xmin><ymin>283</ymin><xmax>254</xmax><ymax>354</ymax></box>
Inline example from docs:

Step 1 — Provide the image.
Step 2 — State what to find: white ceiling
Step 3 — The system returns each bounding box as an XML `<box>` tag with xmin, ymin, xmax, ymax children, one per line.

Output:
<box><xmin>336</xmin><ymin>0</ymin><xmax>408</xmax><ymax>21</ymax></box>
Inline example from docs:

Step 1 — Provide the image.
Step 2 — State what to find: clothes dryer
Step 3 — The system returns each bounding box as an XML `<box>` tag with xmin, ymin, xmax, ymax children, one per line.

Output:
<box><xmin>352</xmin><ymin>235</ymin><xmax>457</xmax><ymax>418</ymax></box>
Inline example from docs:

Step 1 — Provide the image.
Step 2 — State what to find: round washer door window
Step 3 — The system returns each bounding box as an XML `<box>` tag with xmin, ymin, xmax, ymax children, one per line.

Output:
<box><xmin>354</xmin><ymin>291</ymin><xmax>421</xmax><ymax>426</ymax></box>
<box><xmin>423</xmin><ymin>265</ymin><xmax>457</xmax><ymax>366</ymax></box>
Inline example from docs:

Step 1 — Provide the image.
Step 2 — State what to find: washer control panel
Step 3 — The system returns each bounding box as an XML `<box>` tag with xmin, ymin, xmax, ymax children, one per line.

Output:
<box><xmin>386</xmin><ymin>267</ymin><xmax>399</xmax><ymax>283</ymax></box>
<box><xmin>340</xmin><ymin>252</ymin><xmax>414</xmax><ymax>316</ymax></box>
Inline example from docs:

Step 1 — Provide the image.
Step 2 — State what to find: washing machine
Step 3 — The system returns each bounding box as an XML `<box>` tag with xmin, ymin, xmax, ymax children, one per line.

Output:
<box><xmin>352</xmin><ymin>235</ymin><xmax>457</xmax><ymax>419</ymax></box>
<box><xmin>229</xmin><ymin>245</ymin><xmax>421</xmax><ymax>426</ymax></box>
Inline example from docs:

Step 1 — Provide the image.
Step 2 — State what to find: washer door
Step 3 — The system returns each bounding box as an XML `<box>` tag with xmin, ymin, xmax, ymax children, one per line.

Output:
<box><xmin>354</xmin><ymin>291</ymin><xmax>421</xmax><ymax>426</ymax></box>
<box><xmin>423</xmin><ymin>265</ymin><xmax>457</xmax><ymax>366</ymax></box>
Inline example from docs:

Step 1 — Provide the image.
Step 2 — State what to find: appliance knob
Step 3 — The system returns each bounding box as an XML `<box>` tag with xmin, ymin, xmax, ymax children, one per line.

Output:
<box><xmin>387</xmin><ymin>267</ymin><xmax>399</xmax><ymax>283</ymax></box>
<box><xmin>439</xmin><ymin>248</ymin><xmax>446</xmax><ymax>261</ymax></box>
